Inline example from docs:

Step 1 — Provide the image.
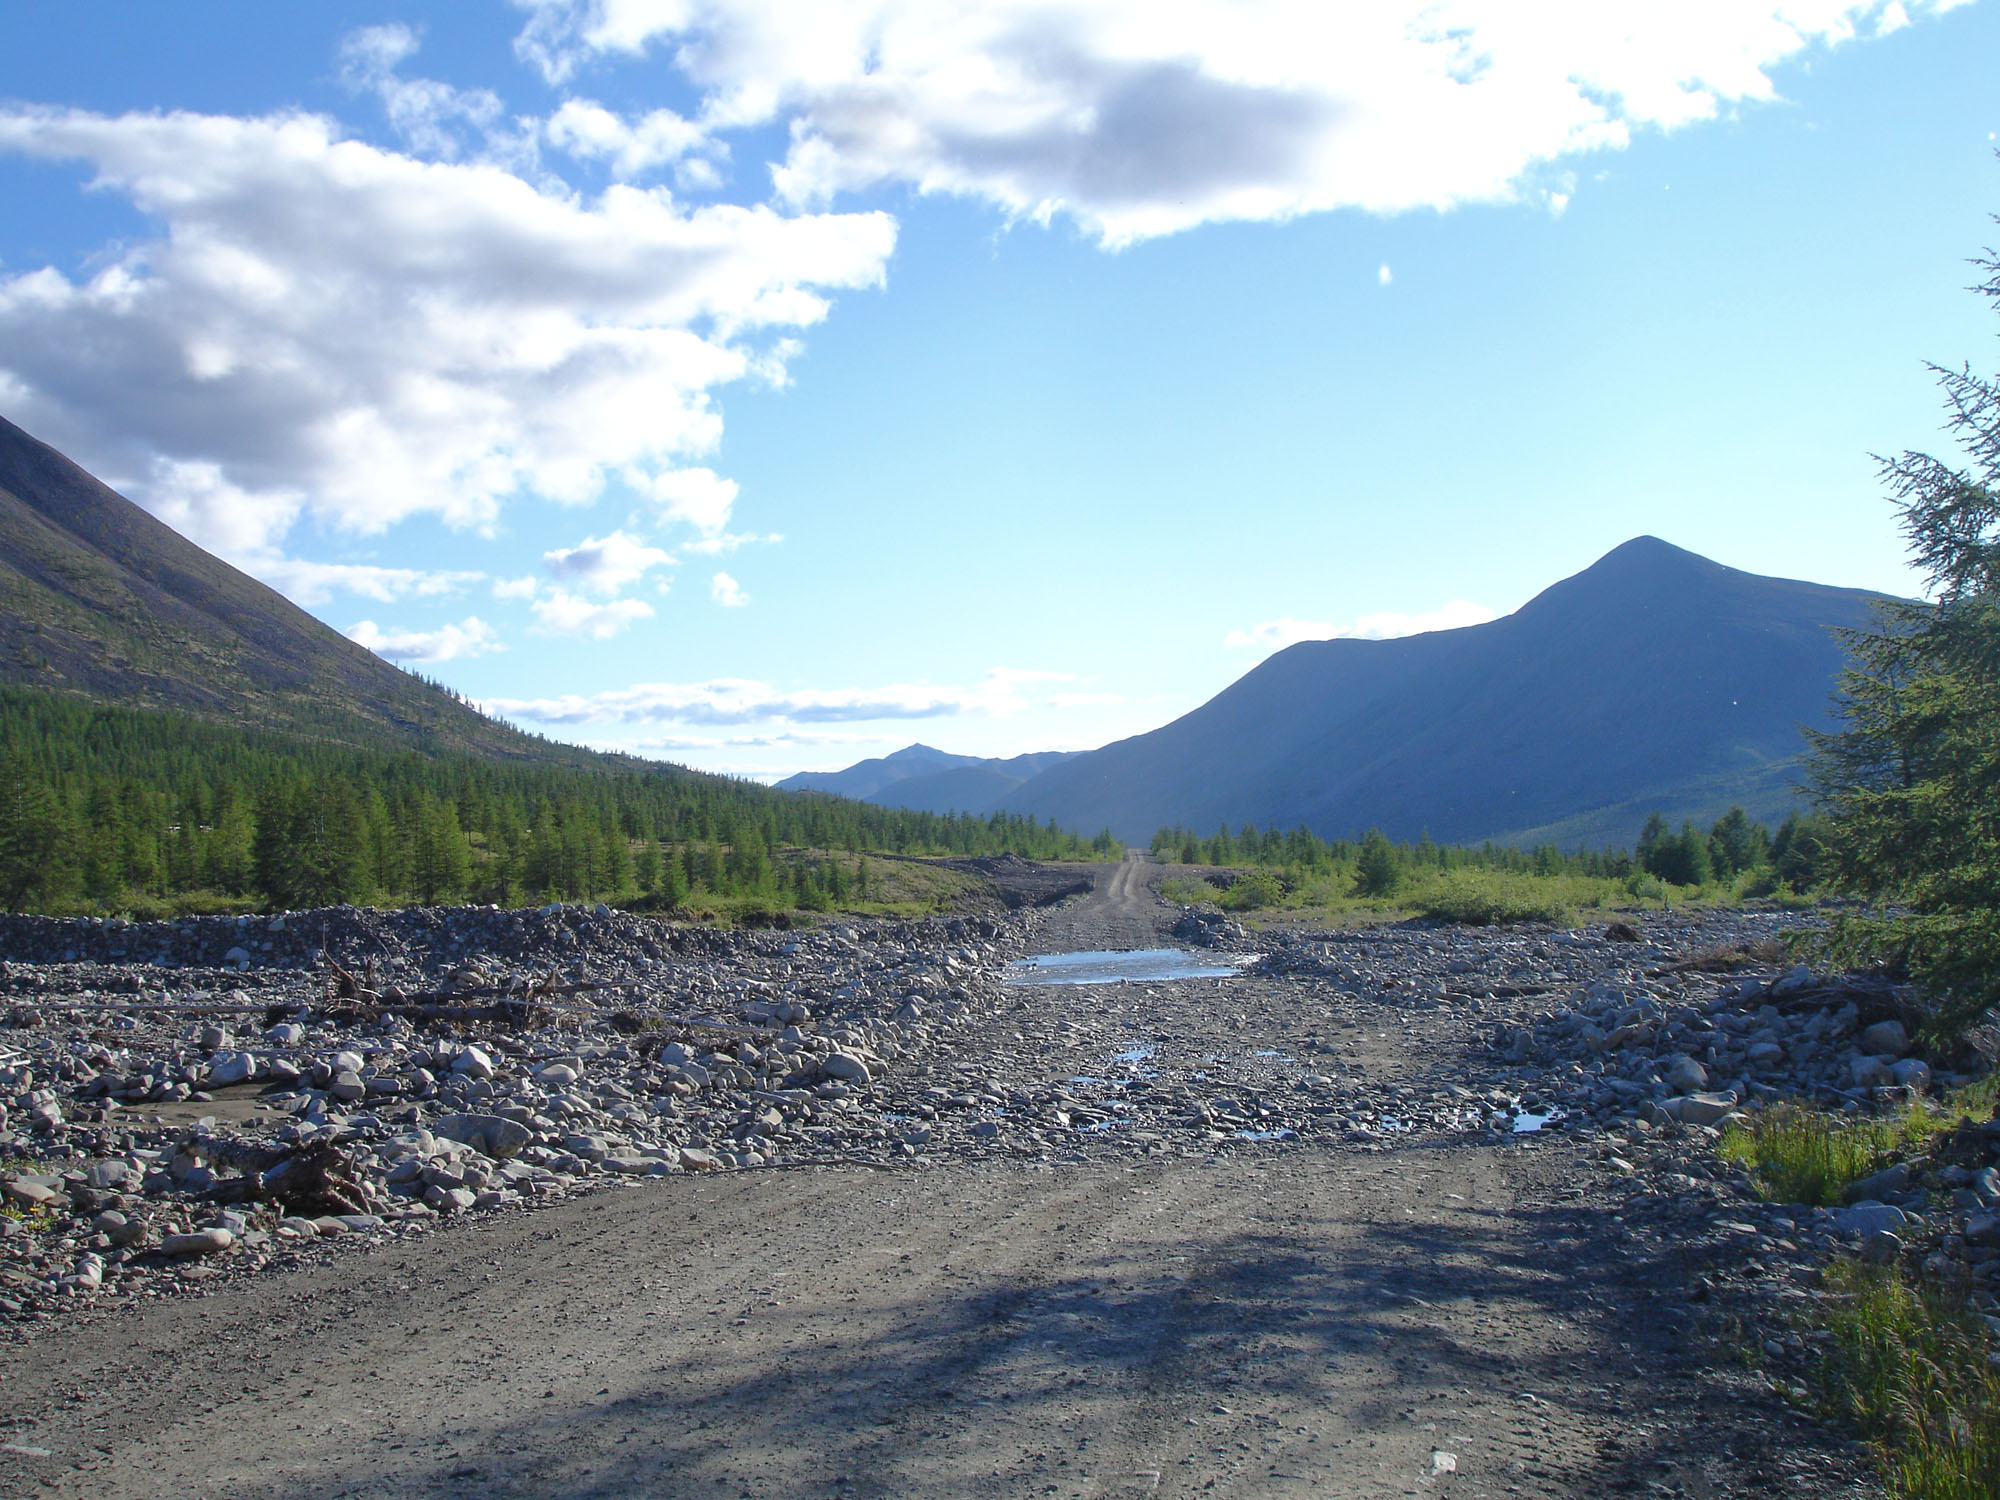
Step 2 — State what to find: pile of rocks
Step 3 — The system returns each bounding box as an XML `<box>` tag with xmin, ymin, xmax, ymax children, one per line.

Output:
<box><xmin>0</xmin><ymin>902</ymin><xmax>1059</xmax><ymax>1322</ymax></box>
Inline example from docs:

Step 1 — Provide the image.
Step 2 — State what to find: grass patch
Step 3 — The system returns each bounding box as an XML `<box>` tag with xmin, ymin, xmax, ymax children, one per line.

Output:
<box><xmin>1816</xmin><ymin>1261</ymin><xmax>2000</xmax><ymax>1500</ymax></box>
<box><xmin>1720</xmin><ymin>1105</ymin><xmax>1902</xmax><ymax>1206</ymax></box>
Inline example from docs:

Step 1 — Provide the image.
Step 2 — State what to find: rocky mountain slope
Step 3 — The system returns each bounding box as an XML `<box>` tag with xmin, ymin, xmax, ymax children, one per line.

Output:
<box><xmin>0</xmin><ymin>414</ymin><xmax>602</xmax><ymax>763</ymax></box>
<box><xmin>778</xmin><ymin>743</ymin><xmax>1076</xmax><ymax>814</ymax></box>
<box><xmin>996</xmin><ymin>537</ymin><xmax>1884</xmax><ymax>848</ymax></box>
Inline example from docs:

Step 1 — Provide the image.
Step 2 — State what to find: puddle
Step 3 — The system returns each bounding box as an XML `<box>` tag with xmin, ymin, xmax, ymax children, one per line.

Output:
<box><xmin>1004</xmin><ymin>948</ymin><xmax>1259</xmax><ymax>987</ymax></box>
<box><xmin>1512</xmin><ymin>1108</ymin><xmax>1568</xmax><ymax>1134</ymax></box>
<box><xmin>1110</xmin><ymin>1046</ymin><xmax>1155</xmax><ymax>1065</ymax></box>
<box><xmin>1231</xmin><ymin>1128</ymin><xmax>1296</xmax><ymax>1142</ymax></box>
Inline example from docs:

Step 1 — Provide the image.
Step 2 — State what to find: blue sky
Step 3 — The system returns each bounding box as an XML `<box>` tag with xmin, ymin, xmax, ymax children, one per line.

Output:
<box><xmin>2</xmin><ymin>1</ymin><xmax>1996</xmax><ymax>779</ymax></box>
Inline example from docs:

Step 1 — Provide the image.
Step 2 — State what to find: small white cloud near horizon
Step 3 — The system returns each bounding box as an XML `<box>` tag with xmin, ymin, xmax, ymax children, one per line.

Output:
<box><xmin>348</xmin><ymin>614</ymin><xmax>503</xmax><ymax>662</ymax></box>
<box><xmin>531</xmin><ymin>588</ymin><xmax>655</xmax><ymax>639</ymax></box>
<box><xmin>543</xmin><ymin>530</ymin><xmax>675</xmax><ymax>594</ymax></box>
<box><xmin>1225</xmin><ymin>599</ymin><xmax>1500</xmax><ymax>653</ymax></box>
<box><xmin>487</xmin><ymin>664</ymin><xmax>1086</xmax><ymax>728</ymax></box>
<box><xmin>1378</xmin><ymin>264</ymin><xmax>1392</xmax><ymax>287</ymax></box>
<box><xmin>710</xmin><ymin>570</ymin><xmax>749</xmax><ymax>607</ymax></box>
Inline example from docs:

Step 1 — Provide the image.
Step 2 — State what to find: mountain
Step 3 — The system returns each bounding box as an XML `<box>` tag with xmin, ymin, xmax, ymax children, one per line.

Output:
<box><xmin>995</xmin><ymin>537</ymin><xmax>1885</xmax><ymax>849</ymax></box>
<box><xmin>0</xmin><ymin>414</ymin><xmax>602</xmax><ymax>764</ymax></box>
<box><xmin>778</xmin><ymin>745</ymin><xmax>1078</xmax><ymax>814</ymax></box>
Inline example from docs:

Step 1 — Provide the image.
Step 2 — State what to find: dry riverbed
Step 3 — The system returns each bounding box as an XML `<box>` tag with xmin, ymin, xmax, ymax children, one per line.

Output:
<box><xmin>0</xmin><ymin>857</ymin><xmax>1945</xmax><ymax>1497</ymax></box>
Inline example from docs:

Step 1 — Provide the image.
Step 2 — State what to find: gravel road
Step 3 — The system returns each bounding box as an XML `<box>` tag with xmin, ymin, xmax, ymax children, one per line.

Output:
<box><xmin>0</xmin><ymin>856</ymin><xmax>1880</xmax><ymax>1499</ymax></box>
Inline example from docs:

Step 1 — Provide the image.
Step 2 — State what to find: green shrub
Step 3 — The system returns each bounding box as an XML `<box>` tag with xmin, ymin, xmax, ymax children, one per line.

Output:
<box><xmin>1414</xmin><ymin>870</ymin><xmax>1576</xmax><ymax>926</ymax></box>
<box><xmin>1216</xmin><ymin>870</ymin><xmax>1285</xmax><ymax>911</ymax></box>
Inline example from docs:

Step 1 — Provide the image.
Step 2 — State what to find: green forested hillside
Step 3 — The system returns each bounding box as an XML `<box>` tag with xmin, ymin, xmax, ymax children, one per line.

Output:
<box><xmin>0</xmin><ymin>687</ymin><xmax>1116</xmax><ymax>914</ymax></box>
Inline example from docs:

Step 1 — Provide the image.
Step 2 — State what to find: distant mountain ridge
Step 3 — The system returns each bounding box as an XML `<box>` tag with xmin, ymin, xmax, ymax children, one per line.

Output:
<box><xmin>993</xmin><ymin>537</ymin><xmax>1883</xmax><ymax>848</ymax></box>
<box><xmin>0</xmin><ymin>414</ymin><xmax>612</xmax><ymax>766</ymax></box>
<box><xmin>777</xmin><ymin>743</ymin><xmax>1078</xmax><ymax>814</ymax></box>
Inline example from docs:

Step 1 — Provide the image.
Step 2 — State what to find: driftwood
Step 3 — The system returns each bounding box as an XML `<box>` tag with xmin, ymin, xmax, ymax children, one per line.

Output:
<box><xmin>187</xmin><ymin>1137</ymin><xmax>370</xmax><ymax>1217</ymax></box>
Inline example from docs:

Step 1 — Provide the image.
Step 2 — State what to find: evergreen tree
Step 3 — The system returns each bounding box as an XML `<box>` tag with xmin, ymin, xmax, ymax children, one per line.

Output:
<box><xmin>1806</xmin><ymin>249</ymin><xmax>2000</xmax><ymax>1032</ymax></box>
<box><xmin>1352</xmin><ymin>828</ymin><xmax>1399</xmax><ymax>896</ymax></box>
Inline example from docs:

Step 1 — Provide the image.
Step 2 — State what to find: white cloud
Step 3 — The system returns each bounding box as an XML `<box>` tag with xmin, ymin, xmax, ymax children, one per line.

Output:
<box><xmin>710</xmin><ymin>570</ymin><xmax>749</xmax><ymax>606</ymax></box>
<box><xmin>546</xmin><ymin>97</ymin><xmax>712</xmax><ymax>179</ymax></box>
<box><xmin>1377</xmin><ymin>263</ymin><xmax>1393</xmax><ymax>287</ymax></box>
<box><xmin>531</xmin><ymin>588</ymin><xmax>656</xmax><ymax>637</ymax></box>
<box><xmin>683</xmin><ymin>528</ymin><xmax>782</xmax><ymax>555</ymax></box>
<box><xmin>638</xmin><ymin>465</ymin><xmax>741</xmax><ymax>532</ymax></box>
<box><xmin>492</xmin><ymin>574</ymin><xmax>541</xmax><ymax>600</ymax></box>
<box><xmin>1224</xmin><ymin>599</ymin><xmax>1499</xmax><ymax>652</ymax></box>
<box><xmin>348</xmin><ymin>615</ymin><xmax>506</xmax><ymax>662</ymax></box>
<box><xmin>515</xmin><ymin>0</ymin><xmax>1953</xmax><ymax>246</ymax></box>
<box><xmin>0</xmin><ymin>102</ymin><xmax>896</xmax><ymax>586</ymax></box>
<box><xmin>339</xmin><ymin>24</ymin><xmax>524</xmax><ymax>165</ymax></box>
<box><xmin>543</xmin><ymin>529</ymin><xmax>675</xmax><ymax>593</ymax></box>
<box><xmin>254</xmin><ymin>559</ymin><xmax>485</xmax><ymax>608</ymax></box>
<box><xmin>487</xmin><ymin>664</ymin><xmax>1069</xmax><ymax>726</ymax></box>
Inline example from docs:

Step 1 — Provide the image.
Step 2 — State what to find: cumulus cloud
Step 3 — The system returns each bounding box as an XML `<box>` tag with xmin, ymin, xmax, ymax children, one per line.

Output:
<box><xmin>1224</xmin><ymin>599</ymin><xmax>1499</xmax><ymax>652</ymax></box>
<box><xmin>531</xmin><ymin>588</ymin><xmax>656</xmax><ymax>637</ymax></box>
<box><xmin>683</xmin><ymin>528</ymin><xmax>782</xmax><ymax>555</ymax></box>
<box><xmin>546</xmin><ymin>97</ymin><xmax>714</xmax><ymax>180</ymax></box>
<box><xmin>488</xmin><ymin>665</ymin><xmax>1067</xmax><ymax>726</ymax></box>
<box><xmin>543</xmin><ymin>530</ymin><xmax>675</xmax><ymax>593</ymax></box>
<box><xmin>348</xmin><ymin>615</ymin><xmax>506</xmax><ymax>662</ymax></box>
<box><xmin>256</xmin><ymin>559</ymin><xmax>485</xmax><ymax>608</ymax></box>
<box><xmin>0</xmin><ymin>102</ymin><xmax>896</xmax><ymax>587</ymax></box>
<box><xmin>709</xmin><ymin>570</ymin><xmax>749</xmax><ymax>606</ymax></box>
<box><xmin>492</xmin><ymin>574</ymin><xmax>541</xmax><ymax>600</ymax></box>
<box><xmin>515</xmin><ymin>0</ymin><xmax>1954</xmax><ymax>245</ymax></box>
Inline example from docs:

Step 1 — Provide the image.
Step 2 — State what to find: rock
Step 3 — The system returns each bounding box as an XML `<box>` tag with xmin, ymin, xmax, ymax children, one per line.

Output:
<box><xmin>822</xmin><ymin>1052</ymin><xmax>872</xmax><ymax>1084</ymax></box>
<box><xmin>208</xmin><ymin>1052</ymin><xmax>258</xmax><ymax>1086</ymax></box>
<box><xmin>434</xmin><ymin>1113</ymin><xmax>532</xmax><ymax>1160</ymax></box>
<box><xmin>1890</xmin><ymin>1057</ymin><xmax>1932</xmax><ymax>1092</ymax></box>
<box><xmin>267</xmin><ymin>1023</ymin><xmax>305</xmax><ymax>1045</ymax></box>
<box><xmin>1746</xmin><ymin>1041</ymin><xmax>1786</xmax><ymax>1068</ymax></box>
<box><xmin>1664</xmin><ymin>1092</ymin><xmax>1740</xmax><ymax>1128</ymax></box>
<box><xmin>451</xmin><ymin>1047</ymin><xmax>496</xmax><ymax>1081</ymax></box>
<box><xmin>1844</xmin><ymin>1163</ymin><xmax>1911</xmax><ymax>1203</ymax></box>
<box><xmin>222</xmin><ymin>946</ymin><xmax>251</xmax><ymax>968</ymax></box>
<box><xmin>329</xmin><ymin>1071</ymin><xmax>367</xmax><ymax>1102</ymax></box>
<box><xmin>1837</xmin><ymin>1202</ymin><xmax>1909</xmax><ymax>1236</ymax></box>
<box><xmin>971</xmin><ymin>1120</ymin><xmax>1001</xmax><ymax>1138</ymax></box>
<box><xmin>1860</xmin><ymin>1229</ymin><xmax>1903</xmax><ymax>1264</ymax></box>
<box><xmin>85</xmin><ymin>1159</ymin><xmax>137</xmax><ymax>1191</ymax></box>
<box><xmin>1965</xmin><ymin>1215</ymin><xmax>2000</xmax><ymax>1249</ymax></box>
<box><xmin>1850</xmin><ymin>1055</ymin><xmax>1895</xmax><ymax>1088</ymax></box>
<box><xmin>1860</xmin><ymin>1019</ymin><xmax>1909</xmax><ymax>1056</ymax></box>
<box><xmin>161</xmin><ymin>1227</ymin><xmax>234</xmax><ymax>1256</ymax></box>
<box><xmin>1770</xmin><ymin>965</ymin><xmax>1816</xmax><ymax>997</ymax></box>
<box><xmin>1</xmin><ymin>1178</ymin><xmax>60</xmax><ymax>1209</ymax></box>
<box><xmin>424</xmin><ymin>1184</ymin><xmax>478</xmax><ymax>1214</ymax></box>
<box><xmin>535</xmin><ymin>1063</ymin><xmax>581</xmax><ymax>1086</ymax></box>
<box><xmin>1663</xmin><ymin>1056</ymin><xmax>1708</xmax><ymax>1092</ymax></box>
<box><xmin>199</xmin><ymin>1025</ymin><xmax>231</xmax><ymax>1050</ymax></box>
<box><xmin>678</xmin><ymin>1148</ymin><xmax>726</xmax><ymax>1171</ymax></box>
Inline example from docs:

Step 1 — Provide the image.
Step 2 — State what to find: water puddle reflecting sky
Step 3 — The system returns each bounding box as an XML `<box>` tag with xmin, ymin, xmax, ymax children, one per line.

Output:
<box><xmin>1004</xmin><ymin>948</ymin><xmax>1259</xmax><ymax>987</ymax></box>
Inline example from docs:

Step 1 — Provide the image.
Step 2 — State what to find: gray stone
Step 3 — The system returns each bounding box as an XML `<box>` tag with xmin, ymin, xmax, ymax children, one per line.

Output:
<box><xmin>329</xmin><ymin>1071</ymin><xmax>367</xmax><ymax>1102</ymax></box>
<box><xmin>266</xmin><ymin>1022</ymin><xmax>305</xmax><ymax>1046</ymax></box>
<box><xmin>1890</xmin><ymin>1057</ymin><xmax>1932</xmax><ymax>1092</ymax></box>
<box><xmin>160</xmin><ymin>1227</ymin><xmax>234</xmax><ymax>1256</ymax></box>
<box><xmin>452</xmin><ymin>1046</ymin><xmax>496</xmax><ymax>1080</ymax></box>
<box><xmin>1850</xmin><ymin>1054</ymin><xmax>1895</xmax><ymax>1088</ymax></box>
<box><xmin>822</xmin><ymin>1052</ymin><xmax>872</xmax><ymax>1084</ymax></box>
<box><xmin>207</xmin><ymin>1052</ymin><xmax>258</xmax><ymax>1086</ymax></box>
<box><xmin>1663</xmin><ymin>1055</ymin><xmax>1708</xmax><ymax>1092</ymax></box>
<box><xmin>1860</xmin><ymin>1019</ymin><xmax>1909</xmax><ymax>1056</ymax></box>
<box><xmin>535</xmin><ymin>1063</ymin><xmax>580</xmax><ymax>1087</ymax></box>
<box><xmin>434</xmin><ymin>1112</ymin><xmax>532</xmax><ymax>1159</ymax></box>
<box><xmin>85</xmin><ymin>1159</ymin><xmax>137</xmax><ymax>1191</ymax></box>
<box><xmin>1837</xmin><ymin>1201</ymin><xmax>1910</xmax><ymax>1236</ymax></box>
<box><xmin>1965</xmin><ymin>1215</ymin><xmax>2000</xmax><ymax>1249</ymax></box>
<box><xmin>1665</xmin><ymin>1092</ymin><xmax>1740</xmax><ymax>1127</ymax></box>
<box><xmin>1844</xmin><ymin>1163</ymin><xmax>1911</xmax><ymax>1203</ymax></box>
<box><xmin>1860</xmin><ymin>1229</ymin><xmax>1903</xmax><ymax>1264</ymax></box>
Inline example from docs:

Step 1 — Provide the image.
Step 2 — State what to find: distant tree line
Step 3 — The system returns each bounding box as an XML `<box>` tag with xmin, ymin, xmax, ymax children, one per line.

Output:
<box><xmin>1151</xmin><ymin>805</ymin><xmax>1829</xmax><ymax>897</ymax></box>
<box><xmin>0</xmin><ymin>687</ymin><xmax>1119</xmax><ymax>914</ymax></box>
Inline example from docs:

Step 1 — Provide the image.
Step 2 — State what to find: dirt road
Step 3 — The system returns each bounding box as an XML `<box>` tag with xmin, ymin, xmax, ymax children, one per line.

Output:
<box><xmin>0</xmin><ymin>861</ymin><xmax>1875</xmax><ymax>1500</ymax></box>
